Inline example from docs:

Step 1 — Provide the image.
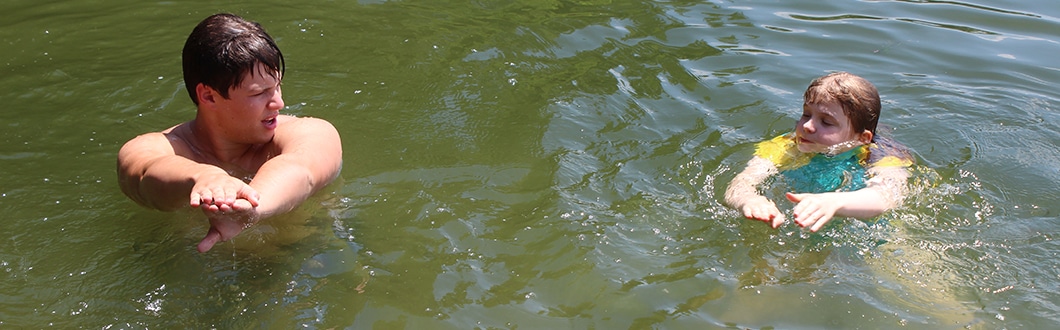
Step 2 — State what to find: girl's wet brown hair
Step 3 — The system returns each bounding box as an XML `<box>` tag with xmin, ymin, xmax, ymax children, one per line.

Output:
<box><xmin>803</xmin><ymin>72</ymin><xmax>881</xmax><ymax>137</ymax></box>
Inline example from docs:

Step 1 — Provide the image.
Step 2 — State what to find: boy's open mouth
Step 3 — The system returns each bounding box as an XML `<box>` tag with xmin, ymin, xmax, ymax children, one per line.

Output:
<box><xmin>262</xmin><ymin>116</ymin><xmax>278</xmax><ymax>128</ymax></box>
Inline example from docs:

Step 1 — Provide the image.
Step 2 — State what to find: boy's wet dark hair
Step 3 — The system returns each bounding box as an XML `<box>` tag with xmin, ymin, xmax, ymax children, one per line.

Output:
<box><xmin>803</xmin><ymin>72</ymin><xmax>881</xmax><ymax>136</ymax></box>
<box><xmin>182</xmin><ymin>13</ymin><xmax>285</xmax><ymax>104</ymax></box>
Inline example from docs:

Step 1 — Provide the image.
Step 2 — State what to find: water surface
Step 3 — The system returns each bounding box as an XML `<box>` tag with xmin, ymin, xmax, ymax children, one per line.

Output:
<box><xmin>2</xmin><ymin>0</ymin><xmax>1058</xmax><ymax>328</ymax></box>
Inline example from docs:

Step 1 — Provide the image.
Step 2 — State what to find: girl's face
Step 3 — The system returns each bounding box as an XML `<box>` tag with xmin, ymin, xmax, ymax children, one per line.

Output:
<box><xmin>795</xmin><ymin>101</ymin><xmax>870</xmax><ymax>154</ymax></box>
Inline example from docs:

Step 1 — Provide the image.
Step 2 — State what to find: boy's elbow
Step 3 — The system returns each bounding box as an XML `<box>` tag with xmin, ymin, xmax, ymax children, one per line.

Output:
<box><xmin>117</xmin><ymin>166</ymin><xmax>152</xmax><ymax>209</ymax></box>
<box><xmin>312</xmin><ymin>160</ymin><xmax>341</xmax><ymax>188</ymax></box>
<box><xmin>120</xmin><ymin>172</ymin><xmax>186</xmax><ymax>211</ymax></box>
<box><xmin>310</xmin><ymin>155</ymin><xmax>342</xmax><ymax>193</ymax></box>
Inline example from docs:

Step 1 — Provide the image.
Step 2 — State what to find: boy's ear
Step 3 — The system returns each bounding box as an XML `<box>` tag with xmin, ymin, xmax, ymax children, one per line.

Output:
<box><xmin>858</xmin><ymin>130</ymin><xmax>873</xmax><ymax>144</ymax></box>
<box><xmin>195</xmin><ymin>83</ymin><xmax>218</xmax><ymax>105</ymax></box>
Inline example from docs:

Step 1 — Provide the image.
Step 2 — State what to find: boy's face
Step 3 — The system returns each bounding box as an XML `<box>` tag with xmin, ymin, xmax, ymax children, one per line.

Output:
<box><xmin>211</xmin><ymin>63</ymin><xmax>284</xmax><ymax>144</ymax></box>
<box><xmin>794</xmin><ymin>101</ymin><xmax>867</xmax><ymax>153</ymax></box>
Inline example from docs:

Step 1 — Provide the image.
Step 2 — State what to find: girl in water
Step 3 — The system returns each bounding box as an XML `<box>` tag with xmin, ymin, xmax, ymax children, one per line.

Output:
<box><xmin>725</xmin><ymin>71</ymin><xmax>912</xmax><ymax>232</ymax></box>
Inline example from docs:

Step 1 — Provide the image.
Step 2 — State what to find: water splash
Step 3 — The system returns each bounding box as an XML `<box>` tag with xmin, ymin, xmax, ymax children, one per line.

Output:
<box><xmin>821</xmin><ymin>139</ymin><xmax>865</xmax><ymax>157</ymax></box>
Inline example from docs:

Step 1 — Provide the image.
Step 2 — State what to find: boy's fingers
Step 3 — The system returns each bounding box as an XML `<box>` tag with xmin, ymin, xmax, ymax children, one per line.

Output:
<box><xmin>237</xmin><ymin>185</ymin><xmax>260</xmax><ymax>207</ymax></box>
<box><xmin>190</xmin><ymin>192</ymin><xmax>202</xmax><ymax>207</ymax></box>
<box><xmin>198</xmin><ymin>228</ymin><xmax>222</xmax><ymax>253</ymax></box>
<box><xmin>232</xmin><ymin>199</ymin><xmax>256</xmax><ymax>211</ymax></box>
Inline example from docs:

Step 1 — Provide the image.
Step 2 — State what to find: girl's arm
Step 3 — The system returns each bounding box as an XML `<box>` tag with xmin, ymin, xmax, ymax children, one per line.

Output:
<box><xmin>725</xmin><ymin>156</ymin><xmax>785</xmax><ymax>227</ymax></box>
<box><xmin>786</xmin><ymin>165</ymin><xmax>910</xmax><ymax>231</ymax></box>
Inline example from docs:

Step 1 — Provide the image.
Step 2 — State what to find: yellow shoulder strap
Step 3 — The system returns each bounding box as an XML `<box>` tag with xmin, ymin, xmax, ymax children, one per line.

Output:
<box><xmin>754</xmin><ymin>134</ymin><xmax>810</xmax><ymax>169</ymax></box>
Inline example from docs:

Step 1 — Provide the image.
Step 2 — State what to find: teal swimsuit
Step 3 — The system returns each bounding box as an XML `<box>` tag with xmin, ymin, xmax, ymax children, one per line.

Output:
<box><xmin>780</xmin><ymin>148</ymin><xmax>867</xmax><ymax>193</ymax></box>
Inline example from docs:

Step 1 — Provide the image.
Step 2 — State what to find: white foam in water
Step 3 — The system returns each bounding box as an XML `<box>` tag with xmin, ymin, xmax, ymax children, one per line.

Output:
<box><xmin>799</xmin><ymin>139</ymin><xmax>865</xmax><ymax>157</ymax></box>
<box><xmin>823</xmin><ymin>140</ymin><xmax>865</xmax><ymax>157</ymax></box>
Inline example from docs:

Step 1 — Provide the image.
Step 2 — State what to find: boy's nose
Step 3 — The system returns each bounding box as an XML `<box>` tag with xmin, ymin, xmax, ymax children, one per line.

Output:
<box><xmin>269</xmin><ymin>92</ymin><xmax>284</xmax><ymax>111</ymax></box>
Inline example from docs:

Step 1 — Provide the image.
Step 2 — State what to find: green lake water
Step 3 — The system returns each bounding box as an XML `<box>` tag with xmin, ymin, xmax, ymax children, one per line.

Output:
<box><xmin>2</xmin><ymin>0</ymin><xmax>1058</xmax><ymax>328</ymax></box>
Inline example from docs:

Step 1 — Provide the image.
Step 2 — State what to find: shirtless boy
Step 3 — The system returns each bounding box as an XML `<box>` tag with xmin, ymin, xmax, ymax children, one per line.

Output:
<box><xmin>117</xmin><ymin>13</ymin><xmax>342</xmax><ymax>252</ymax></box>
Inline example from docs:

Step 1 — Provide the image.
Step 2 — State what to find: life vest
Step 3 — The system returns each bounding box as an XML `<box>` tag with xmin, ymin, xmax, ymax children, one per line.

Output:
<box><xmin>754</xmin><ymin>133</ymin><xmax>912</xmax><ymax>193</ymax></box>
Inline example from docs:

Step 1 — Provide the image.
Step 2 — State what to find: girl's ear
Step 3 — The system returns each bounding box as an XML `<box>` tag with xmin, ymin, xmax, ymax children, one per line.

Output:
<box><xmin>858</xmin><ymin>130</ymin><xmax>874</xmax><ymax>144</ymax></box>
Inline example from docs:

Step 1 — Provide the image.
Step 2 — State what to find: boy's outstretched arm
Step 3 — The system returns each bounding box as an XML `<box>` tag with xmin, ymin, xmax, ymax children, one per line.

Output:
<box><xmin>787</xmin><ymin>165</ymin><xmax>910</xmax><ymax>232</ymax></box>
<box><xmin>117</xmin><ymin>131</ymin><xmax>259</xmax><ymax>212</ymax></box>
<box><xmin>724</xmin><ymin>156</ymin><xmax>784</xmax><ymax>228</ymax></box>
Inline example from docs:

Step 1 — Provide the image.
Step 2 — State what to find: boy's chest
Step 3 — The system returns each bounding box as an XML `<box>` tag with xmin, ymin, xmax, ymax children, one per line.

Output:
<box><xmin>172</xmin><ymin>140</ymin><xmax>278</xmax><ymax>182</ymax></box>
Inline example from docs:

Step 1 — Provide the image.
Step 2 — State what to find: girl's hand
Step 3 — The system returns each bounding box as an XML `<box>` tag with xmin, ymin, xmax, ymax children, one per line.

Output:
<box><xmin>786</xmin><ymin>192</ymin><xmax>841</xmax><ymax>232</ymax></box>
<box><xmin>741</xmin><ymin>196</ymin><xmax>785</xmax><ymax>228</ymax></box>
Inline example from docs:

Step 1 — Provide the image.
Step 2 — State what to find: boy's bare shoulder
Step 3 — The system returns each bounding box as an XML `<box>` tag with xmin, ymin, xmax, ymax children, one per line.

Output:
<box><xmin>279</xmin><ymin>115</ymin><xmax>335</xmax><ymax>129</ymax></box>
<box><xmin>276</xmin><ymin>115</ymin><xmax>339</xmax><ymax>140</ymax></box>
<box><xmin>119</xmin><ymin>123</ymin><xmax>200</xmax><ymax>162</ymax></box>
<box><xmin>120</xmin><ymin>131</ymin><xmax>172</xmax><ymax>155</ymax></box>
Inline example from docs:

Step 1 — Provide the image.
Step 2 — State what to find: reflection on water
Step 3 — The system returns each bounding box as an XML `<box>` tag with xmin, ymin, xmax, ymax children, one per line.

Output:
<box><xmin>1</xmin><ymin>0</ymin><xmax>1059</xmax><ymax>328</ymax></box>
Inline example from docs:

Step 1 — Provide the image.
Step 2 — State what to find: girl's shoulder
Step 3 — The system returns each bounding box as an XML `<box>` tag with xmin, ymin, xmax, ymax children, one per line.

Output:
<box><xmin>867</xmin><ymin>134</ymin><xmax>914</xmax><ymax>167</ymax></box>
<box><xmin>754</xmin><ymin>133</ymin><xmax>812</xmax><ymax>169</ymax></box>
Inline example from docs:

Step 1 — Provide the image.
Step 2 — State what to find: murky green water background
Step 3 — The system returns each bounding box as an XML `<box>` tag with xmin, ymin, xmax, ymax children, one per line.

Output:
<box><xmin>2</xmin><ymin>0</ymin><xmax>1059</xmax><ymax>328</ymax></box>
